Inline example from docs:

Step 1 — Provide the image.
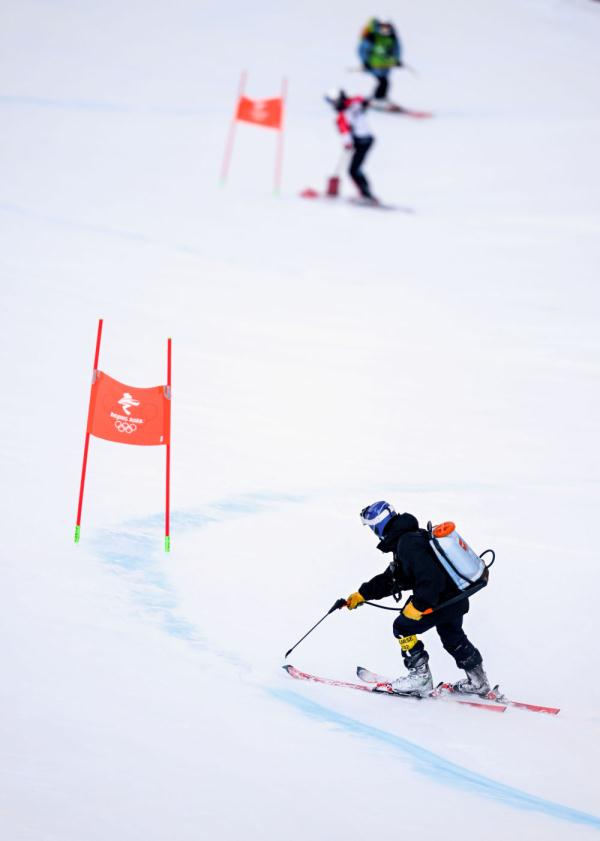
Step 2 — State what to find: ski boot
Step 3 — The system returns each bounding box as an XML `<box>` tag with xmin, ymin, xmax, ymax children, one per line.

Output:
<box><xmin>452</xmin><ymin>663</ymin><xmax>490</xmax><ymax>697</ymax></box>
<box><xmin>390</xmin><ymin>645</ymin><xmax>433</xmax><ymax>697</ymax></box>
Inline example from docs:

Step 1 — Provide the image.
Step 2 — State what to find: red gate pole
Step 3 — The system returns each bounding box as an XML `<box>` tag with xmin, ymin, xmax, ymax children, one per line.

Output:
<box><xmin>165</xmin><ymin>337</ymin><xmax>172</xmax><ymax>552</ymax></box>
<box><xmin>74</xmin><ymin>318</ymin><xmax>103</xmax><ymax>543</ymax></box>
<box><xmin>274</xmin><ymin>77</ymin><xmax>288</xmax><ymax>196</ymax></box>
<box><xmin>220</xmin><ymin>71</ymin><xmax>247</xmax><ymax>186</ymax></box>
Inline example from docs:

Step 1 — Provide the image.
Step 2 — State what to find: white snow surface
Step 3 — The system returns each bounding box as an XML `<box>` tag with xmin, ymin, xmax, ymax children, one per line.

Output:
<box><xmin>2</xmin><ymin>1</ymin><xmax>600</xmax><ymax>839</ymax></box>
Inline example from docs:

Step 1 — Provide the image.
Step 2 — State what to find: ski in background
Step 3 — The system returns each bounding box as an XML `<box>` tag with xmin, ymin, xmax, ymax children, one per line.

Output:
<box><xmin>299</xmin><ymin>188</ymin><xmax>413</xmax><ymax>213</ymax></box>
<box><xmin>369</xmin><ymin>100</ymin><xmax>433</xmax><ymax>118</ymax></box>
<box><xmin>347</xmin><ymin>196</ymin><xmax>413</xmax><ymax>212</ymax></box>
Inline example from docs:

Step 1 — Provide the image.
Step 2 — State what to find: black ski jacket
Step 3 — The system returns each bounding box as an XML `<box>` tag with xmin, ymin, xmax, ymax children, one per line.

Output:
<box><xmin>357</xmin><ymin>513</ymin><xmax>458</xmax><ymax>611</ymax></box>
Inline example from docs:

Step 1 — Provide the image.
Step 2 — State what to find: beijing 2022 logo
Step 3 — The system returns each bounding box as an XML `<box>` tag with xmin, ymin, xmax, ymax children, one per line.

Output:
<box><xmin>110</xmin><ymin>392</ymin><xmax>143</xmax><ymax>434</ymax></box>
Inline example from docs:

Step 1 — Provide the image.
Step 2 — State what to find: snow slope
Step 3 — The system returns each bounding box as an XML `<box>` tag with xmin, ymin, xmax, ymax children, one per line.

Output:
<box><xmin>2</xmin><ymin>1</ymin><xmax>600</xmax><ymax>839</ymax></box>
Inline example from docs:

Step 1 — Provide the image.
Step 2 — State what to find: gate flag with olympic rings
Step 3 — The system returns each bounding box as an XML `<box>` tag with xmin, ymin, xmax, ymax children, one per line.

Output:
<box><xmin>87</xmin><ymin>372</ymin><xmax>170</xmax><ymax>446</ymax></box>
<box><xmin>75</xmin><ymin>319</ymin><xmax>173</xmax><ymax>551</ymax></box>
<box><xmin>220</xmin><ymin>72</ymin><xmax>287</xmax><ymax>195</ymax></box>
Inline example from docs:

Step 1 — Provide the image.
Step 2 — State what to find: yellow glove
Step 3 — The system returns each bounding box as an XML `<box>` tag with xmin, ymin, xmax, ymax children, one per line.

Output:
<box><xmin>346</xmin><ymin>592</ymin><xmax>365</xmax><ymax>610</ymax></box>
<box><xmin>402</xmin><ymin>600</ymin><xmax>424</xmax><ymax>621</ymax></box>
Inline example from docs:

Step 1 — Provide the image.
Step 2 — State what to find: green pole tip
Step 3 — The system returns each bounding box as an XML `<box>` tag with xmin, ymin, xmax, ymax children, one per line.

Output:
<box><xmin>165</xmin><ymin>535</ymin><xmax>171</xmax><ymax>553</ymax></box>
<box><xmin>74</xmin><ymin>525</ymin><xmax>81</xmax><ymax>543</ymax></box>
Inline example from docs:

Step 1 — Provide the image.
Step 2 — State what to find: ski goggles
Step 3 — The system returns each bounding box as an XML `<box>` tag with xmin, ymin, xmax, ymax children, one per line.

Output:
<box><xmin>359</xmin><ymin>502</ymin><xmax>396</xmax><ymax>527</ymax></box>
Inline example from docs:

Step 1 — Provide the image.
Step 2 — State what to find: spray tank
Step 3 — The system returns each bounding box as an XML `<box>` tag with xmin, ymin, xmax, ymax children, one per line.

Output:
<box><xmin>428</xmin><ymin>521</ymin><xmax>495</xmax><ymax>592</ymax></box>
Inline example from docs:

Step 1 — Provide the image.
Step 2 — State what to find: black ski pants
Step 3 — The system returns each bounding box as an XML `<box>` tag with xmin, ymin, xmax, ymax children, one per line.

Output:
<box><xmin>392</xmin><ymin>599</ymin><xmax>483</xmax><ymax>671</ymax></box>
<box><xmin>371</xmin><ymin>73</ymin><xmax>390</xmax><ymax>100</ymax></box>
<box><xmin>349</xmin><ymin>136</ymin><xmax>374</xmax><ymax>199</ymax></box>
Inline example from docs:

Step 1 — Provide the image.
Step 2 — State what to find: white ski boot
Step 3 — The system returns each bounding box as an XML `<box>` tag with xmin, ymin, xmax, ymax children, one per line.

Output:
<box><xmin>452</xmin><ymin>663</ymin><xmax>490</xmax><ymax>697</ymax></box>
<box><xmin>390</xmin><ymin>662</ymin><xmax>433</xmax><ymax>697</ymax></box>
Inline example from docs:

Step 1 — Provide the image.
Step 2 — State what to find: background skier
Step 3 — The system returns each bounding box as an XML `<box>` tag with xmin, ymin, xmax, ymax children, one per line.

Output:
<box><xmin>324</xmin><ymin>89</ymin><xmax>377</xmax><ymax>203</ymax></box>
<box><xmin>346</xmin><ymin>501</ymin><xmax>490</xmax><ymax>697</ymax></box>
<box><xmin>358</xmin><ymin>18</ymin><xmax>403</xmax><ymax>103</ymax></box>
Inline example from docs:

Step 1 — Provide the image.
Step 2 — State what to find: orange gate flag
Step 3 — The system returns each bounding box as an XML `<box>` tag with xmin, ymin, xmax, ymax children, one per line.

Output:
<box><xmin>235</xmin><ymin>96</ymin><xmax>283</xmax><ymax>129</ymax></box>
<box><xmin>220</xmin><ymin>72</ymin><xmax>288</xmax><ymax>193</ymax></box>
<box><xmin>75</xmin><ymin>320</ymin><xmax>173</xmax><ymax>552</ymax></box>
<box><xmin>87</xmin><ymin>372</ymin><xmax>171</xmax><ymax>446</ymax></box>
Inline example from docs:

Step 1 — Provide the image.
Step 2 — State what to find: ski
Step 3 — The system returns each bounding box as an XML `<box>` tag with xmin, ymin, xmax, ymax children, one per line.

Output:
<box><xmin>283</xmin><ymin>665</ymin><xmax>506</xmax><ymax>712</ymax></box>
<box><xmin>347</xmin><ymin>197</ymin><xmax>413</xmax><ymax>212</ymax></box>
<box><xmin>284</xmin><ymin>664</ymin><xmax>378</xmax><ymax>695</ymax></box>
<box><xmin>369</xmin><ymin>101</ymin><xmax>433</xmax><ymax>119</ymax></box>
<box><xmin>299</xmin><ymin>190</ymin><xmax>414</xmax><ymax>214</ymax></box>
<box><xmin>437</xmin><ymin>683</ymin><xmax>560</xmax><ymax>716</ymax></box>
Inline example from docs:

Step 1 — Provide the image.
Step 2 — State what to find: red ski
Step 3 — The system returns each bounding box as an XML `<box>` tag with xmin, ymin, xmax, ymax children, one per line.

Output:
<box><xmin>283</xmin><ymin>665</ymin><xmax>506</xmax><ymax>712</ymax></box>
<box><xmin>369</xmin><ymin>101</ymin><xmax>433</xmax><ymax>119</ymax></box>
<box><xmin>434</xmin><ymin>682</ymin><xmax>560</xmax><ymax>715</ymax></box>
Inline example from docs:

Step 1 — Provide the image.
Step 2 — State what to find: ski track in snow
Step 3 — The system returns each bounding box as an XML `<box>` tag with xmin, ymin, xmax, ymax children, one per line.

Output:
<box><xmin>91</xmin><ymin>497</ymin><xmax>600</xmax><ymax>832</ymax></box>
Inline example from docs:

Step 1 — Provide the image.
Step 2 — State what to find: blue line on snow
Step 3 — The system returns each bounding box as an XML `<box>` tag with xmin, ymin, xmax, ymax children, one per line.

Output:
<box><xmin>269</xmin><ymin>688</ymin><xmax>600</xmax><ymax>831</ymax></box>
<box><xmin>93</xmin><ymin>527</ymin><xmax>202</xmax><ymax>643</ymax></box>
<box><xmin>91</xmin><ymin>493</ymin><xmax>304</xmax><ymax>644</ymax></box>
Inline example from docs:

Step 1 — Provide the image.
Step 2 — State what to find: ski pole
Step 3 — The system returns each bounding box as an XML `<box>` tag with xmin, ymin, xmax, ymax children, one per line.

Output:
<box><xmin>284</xmin><ymin>598</ymin><xmax>347</xmax><ymax>659</ymax></box>
<box><xmin>326</xmin><ymin>149</ymin><xmax>350</xmax><ymax>197</ymax></box>
<box><xmin>336</xmin><ymin>147</ymin><xmax>352</xmax><ymax>176</ymax></box>
<box><xmin>401</xmin><ymin>63</ymin><xmax>418</xmax><ymax>76</ymax></box>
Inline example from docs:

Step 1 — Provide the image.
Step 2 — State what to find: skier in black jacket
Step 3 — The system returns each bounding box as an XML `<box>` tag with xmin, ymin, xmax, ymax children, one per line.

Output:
<box><xmin>346</xmin><ymin>500</ymin><xmax>490</xmax><ymax>697</ymax></box>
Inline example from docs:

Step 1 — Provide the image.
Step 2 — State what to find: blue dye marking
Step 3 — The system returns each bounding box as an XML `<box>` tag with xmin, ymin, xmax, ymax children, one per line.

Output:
<box><xmin>92</xmin><ymin>526</ymin><xmax>203</xmax><ymax>645</ymax></box>
<box><xmin>91</xmin><ymin>493</ymin><xmax>304</xmax><ymax>645</ymax></box>
<box><xmin>269</xmin><ymin>688</ymin><xmax>600</xmax><ymax>831</ymax></box>
<box><xmin>122</xmin><ymin>493</ymin><xmax>304</xmax><ymax>534</ymax></box>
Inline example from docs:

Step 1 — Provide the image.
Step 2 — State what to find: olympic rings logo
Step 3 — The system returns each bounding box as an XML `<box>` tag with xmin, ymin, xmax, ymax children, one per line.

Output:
<box><xmin>115</xmin><ymin>420</ymin><xmax>137</xmax><ymax>434</ymax></box>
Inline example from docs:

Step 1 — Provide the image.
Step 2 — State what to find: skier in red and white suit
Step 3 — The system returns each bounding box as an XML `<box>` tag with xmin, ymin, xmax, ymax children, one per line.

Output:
<box><xmin>325</xmin><ymin>89</ymin><xmax>376</xmax><ymax>202</ymax></box>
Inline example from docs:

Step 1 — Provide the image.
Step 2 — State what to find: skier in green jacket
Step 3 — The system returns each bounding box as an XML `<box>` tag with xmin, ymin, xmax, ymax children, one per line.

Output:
<box><xmin>358</xmin><ymin>19</ymin><xmax>403</xmax><ymax>102</ymax></box>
